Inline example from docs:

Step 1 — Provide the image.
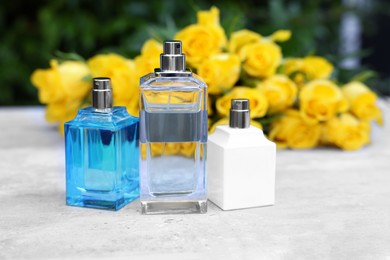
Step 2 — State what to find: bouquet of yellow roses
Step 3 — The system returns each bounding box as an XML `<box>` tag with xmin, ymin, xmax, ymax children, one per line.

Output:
<box><xmin>31</xmin><ymin>6</ymin><xmax>383</xmax><ymax>151</ymax></box>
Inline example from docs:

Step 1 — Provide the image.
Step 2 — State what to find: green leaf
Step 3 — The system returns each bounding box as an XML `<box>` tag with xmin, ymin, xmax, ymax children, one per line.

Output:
<box><xmin>226</xmin><ymin>14</ymin><xmax>242</xmax><ymax>38</ymax></box>
<box><xmin>54</xmin><ymin>51</ymin><xmax>85</xmax><ymax>62</ymax></box>
<box><xmin>351</xmin><ymin>70</ymin><xmax>378</xmax><ymax>83</ymax></box>
<box><xmin>257</xmin><ymin>113</ymin><xmax>283</xmax><ymax>125</ymax></box>
<box><xmin>146</xmin><ymin>16</ymin><xmax>177</xmax><ymax>42</ymax></box>
<box><xmin>82</xmin><ymin>74</ymin><xmax>92</xmax><ymax>82</ymax></box>
<box><xmin>289</xmin><ymin>70</ymin><xmax>307</xmax><ymax>82</ymax></box>
<box><xmin>269</xmin><ymin>0</ymin><xmax>289</xmax><ymax>27</ymax></box>
<box><xmin>254</xmin><ymin>113</ymin><xmax>284</xmax><ymax>134</ymax></box>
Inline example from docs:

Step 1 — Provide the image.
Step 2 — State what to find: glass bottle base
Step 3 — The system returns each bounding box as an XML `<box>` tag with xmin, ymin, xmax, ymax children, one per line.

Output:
<box><xmin>141</xmin><ymin>200</ymin><xmax>207</xmax><ymax>214</ymax></box>
<box><xmin>67</xmin><ymin>192</ymin><xmax>138</xmax><ymax>211</ymax></box>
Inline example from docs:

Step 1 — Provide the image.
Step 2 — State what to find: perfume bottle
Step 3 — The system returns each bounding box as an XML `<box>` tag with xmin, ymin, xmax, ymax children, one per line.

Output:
<box><xmin>65</xmin><ymin>78</ymin><xmax>139</xmax><ymax>210</ymax></box>
<box><xmin>139</xmin><ymin>40</ymin><xmax>207</xmax><ymax>214</ymax></box>
<box><xmin>207</xmin><ymin>99</ymin><xmax>276</xmax><ymax>210</ymax></box>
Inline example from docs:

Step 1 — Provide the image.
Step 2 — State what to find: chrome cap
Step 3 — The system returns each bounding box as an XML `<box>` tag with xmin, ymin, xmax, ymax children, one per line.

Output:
<box><xmin>160</xmin><ymin>40</ymin><xmax>186</xmax><ymax>72</ymax></box>
<box><xmin>229</xmin><ymin>99</ymin><xmax>250</xmax><ymax>128</ymax></box>
<box><xmin>92</xmin><ymin>77</ymin><xmax>113</xmax><ymax>110</ymax></box>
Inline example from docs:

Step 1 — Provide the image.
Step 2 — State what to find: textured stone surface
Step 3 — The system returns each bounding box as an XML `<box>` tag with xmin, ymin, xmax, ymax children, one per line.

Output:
<box><xmin>0</xmin><ymin>104</ymin><xmax>390</xmax><ymax>259</ymax></box>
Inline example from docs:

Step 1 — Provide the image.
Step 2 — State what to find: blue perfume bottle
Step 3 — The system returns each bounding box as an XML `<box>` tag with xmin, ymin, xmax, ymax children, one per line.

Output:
<box><xmin>65</xmin><ymin>77</ymin><xmax>139</xmax><ymax>210</ymax></box>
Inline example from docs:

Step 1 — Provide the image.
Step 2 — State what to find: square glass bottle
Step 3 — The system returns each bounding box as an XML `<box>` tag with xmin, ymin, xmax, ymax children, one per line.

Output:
<box><xmin>139</xmin><ymin>40</ymin><xmax>207</xmax><ymax>214</ymax></box>
<box><xmin>65</xmin><ymin>78</ymin><xmax>139</xmax><ymax>211</ymax></box>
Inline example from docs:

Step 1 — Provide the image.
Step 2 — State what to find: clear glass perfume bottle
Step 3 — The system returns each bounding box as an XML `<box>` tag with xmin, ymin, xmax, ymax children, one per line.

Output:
<box><xmin>65</xmin><ymin>78</ymin><xmax>139</xmax><ymax>210</ymax></box>
<box><xmin>139</xmin><ymin>40</ymin><xmax>207</xmax><ymax>214</ymax></box>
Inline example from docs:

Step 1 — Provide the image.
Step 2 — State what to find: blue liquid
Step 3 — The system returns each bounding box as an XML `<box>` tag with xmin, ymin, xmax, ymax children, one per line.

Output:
<box><xmin>65</xmin><ymin>107</ymin><xmax>139</xmax><ymax>210</ymax></box>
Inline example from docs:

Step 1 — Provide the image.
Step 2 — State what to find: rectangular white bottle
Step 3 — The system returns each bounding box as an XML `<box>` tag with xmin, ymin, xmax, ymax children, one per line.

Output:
<box><xmin>207</xmin><ymin>99</ymin><xmax>276</xmax><ymax>210</ymax></box>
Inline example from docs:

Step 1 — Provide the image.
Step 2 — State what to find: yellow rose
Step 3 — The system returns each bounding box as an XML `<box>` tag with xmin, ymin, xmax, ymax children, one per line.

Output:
<box><xmin>323</xmin><ymin>113</ymin><xmax>370</xmax><ymax>150</ymax></box>
<box><xmin>209</xmin><ymin>117</ymin><xmax>262</xmax><ymax>133</ymax></box>
<box><xmin>134</xmin><ymin>39</ymin><xmax>163</xmax><ymax>77</ymax></box>
<box><xmin>300</xmin><ymin>80</ymin><xmax>348</xmax><ymax>124</ymax></box>
<box><xmin>197</xmin><ymin>6</ymin><xmax>220</xmax><ymax>26</ymax></box>
<box><xmin>147</xmin><ymin>142</ymin><xmax>196</xmax><ymax>157</ymax></box>
<box><xmin>31</xmin><ymin>59</ymin><xmax>90</xmax><ymax>104</ymax></box>
<box><xmin>175</xmin><ymin>7</ymin><xmax>227</xmax><ymax>68</ymax></box>
<box><xmin>342</xmin><ymin>81</ymin><xmax>383</xmax><ymax>124</ymax></box>
<box><xmin>131</xmin><ymin>39</ymin><xmax>164</xmax><ymax>116</ymax></box>
<box><xmin>283</xmin><ymin>58</ymin><xmax>306</xmax><ymax>86</ymax></box>
<box><xmin>88</xmin><ymin>53</ymin><xmax>138</xmax><ymax>114</ymax></box>
<box><xmin>284</xmin><ymin>58</ymin><xmax>304</xmax><ymax>74</ymax></box>
<box><xmin>125</xmin><ymin>100</ymin><xmax>139</xmax><ymax>118</ymax></box>
<box><xmin>142</xmin><ymin>90</ymin><xmax>201</xmax><ymax>106</ymax></box>
<box><xmin>283</xmin><ymin>56</ymin><xmax>333</xmax><ymax>85</ymax></box>
<box><xmin>31</xmin><ymin>59</ymin><xmax>90</xmax><ymax>134</ymax></box>
<box><xmin>269</xmin><ymin>109</ymin><xmax>321</xmax><ymax>149</ymax></box>
<box><xmin>216</xmin><ymin>87</ymin><xmax>268</xmax><ymax>118</ymax></box>
<box><xmin>45</xmin><ymin>99</ymin><xmax>81</xmax><ymax>123</ymax></box>
<box><xmin>228</xmin><ymin>29</ymin><xmax>262</xmax><ymax>55</ymax></box>
<box><xmin>257</xmin><ymin>75</ymin><xmax>297</xmax><ymax>113</ymax></box>
<box><xmin>147</xmin><ymin>142</ymin><xmax>181</xmax><ymax>157</ymax></box>
<box><xmin>179</xmin><ymin>142</ymin><xmax>196</xmax><ymax>157</ymax></box>
<box><xmin>270</xmin><ymin>30</ymin><xmax>291</xmax><ymax>42</ymax></box>
<box><xmin>197</xmin><ymin>6</ymin><xmax>227</xmax><ymax>49</ymax></box>
<box><xmin>198</xmin><ymin>53</ymin><xmax>240</xmax><ymax>95</ymax></box>
<box><xmin>303</xmin><ymin>56</ymin><xmax>334</xmax><ymax>80</ymax></box>
<box><xmin>46</xmin><ymin>99</ymin><xmax>85</xmax><ymax>135</ymax></box>
<box><xmin>240</xmin><ymin>41</ymin><xmax>282</xmax><ymax>78</ymax></box>
<box><xmin>208</xmin><ymin>97</ymin><xmax>213</xmax><ymax>116</ymax></box>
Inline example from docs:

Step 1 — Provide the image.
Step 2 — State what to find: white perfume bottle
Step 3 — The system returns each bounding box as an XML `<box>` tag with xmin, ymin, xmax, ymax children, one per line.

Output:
<box><xmin>207</xmin><ymin>99</ymin><xmax>276</xmax><ymax>210</ymax></box>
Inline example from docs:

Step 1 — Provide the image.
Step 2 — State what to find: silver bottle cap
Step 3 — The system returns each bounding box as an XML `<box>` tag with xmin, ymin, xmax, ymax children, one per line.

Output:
<box><xmin>160</xmin><ymin>40</ymin><xmax>186</xmax><ymax>72</ymax></box>
<box><xmin>92</xmin><ymin>77</ymin><xmax>113</xmax><ymax>110</ymax></box>
<box><xmin>229</xmin><ymin>99</ymin><xmax>250</xmax><ymax>128</ymax></box>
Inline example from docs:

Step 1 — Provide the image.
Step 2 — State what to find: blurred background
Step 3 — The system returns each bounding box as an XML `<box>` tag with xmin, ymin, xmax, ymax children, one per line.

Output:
<box><xmin>0</xmin><ymin>0</ymin><xmax>389</xmax><ymax>106</ymax></box>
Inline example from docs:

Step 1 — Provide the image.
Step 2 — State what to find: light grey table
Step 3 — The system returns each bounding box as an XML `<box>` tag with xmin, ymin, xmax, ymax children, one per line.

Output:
<box><xmin>1</xmin><ymin>103</ymin><xmax>390</xmax><ymax>260</ymax></box>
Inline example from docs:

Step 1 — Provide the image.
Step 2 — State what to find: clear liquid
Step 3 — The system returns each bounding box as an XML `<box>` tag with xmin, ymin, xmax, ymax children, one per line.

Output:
<box><xmin>147</xmin><ymin>142</ymin><xmax>201</xmax><ymax>195</ymax></box>
<box><xmin>140</xmin><ymin>110</ymin><xmax>207</xmax><ymax>213</ymax></box>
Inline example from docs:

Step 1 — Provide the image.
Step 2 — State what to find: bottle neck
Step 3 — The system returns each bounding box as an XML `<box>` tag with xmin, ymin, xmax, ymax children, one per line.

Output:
<box><xmin>160</xmin><ymin>54</ymin><xmax>186</xmax><ymax>72</ymax></box>
<box><xmin>93</xmin><ymin>107</ymin><xmax>113</xmax><ymax>113</ymax></box>
<box><xmin>92</xmin><ymin>89</ymin><xmax>113</xmax><ymax>110</ymax></box>
<box><xmin>229</xmin><ymin>99</ymin><xmax>250</xmax><ymax>129</ymax></box>
<box><xmin>160</xmin><ymin>40</ymin><xmax>186</xmax><ymax>72</ymax></box>
<box><xmin>229</xmin><ymin>109</ymin><xmax>250</xmax><ymax>129</ymax></box>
